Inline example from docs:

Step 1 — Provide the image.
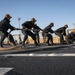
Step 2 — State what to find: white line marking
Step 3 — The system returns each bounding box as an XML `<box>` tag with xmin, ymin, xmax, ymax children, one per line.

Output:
<box><xmin>1</xmin><ymin>53</ymin><xmax>75</xmax><ymax>57</ymax></box>
<box><xmin>72</xmin><ymin>46</ymin><xmax>75</xmax><ymax>48</ymax></box>
<box><xmin>0</xmin><ymin>68</ymin><xmax>13</xmax><ymax>75</ymax></box>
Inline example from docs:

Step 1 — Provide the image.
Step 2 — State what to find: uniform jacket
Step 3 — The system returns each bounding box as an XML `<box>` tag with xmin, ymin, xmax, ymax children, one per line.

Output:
<box><xmin>43</xmin><ymin>25</ymin><xmax>54</xmax><ymax>33</ymax></box>
<box><xmin>55</xmin><ymin>27</ymin><xmax>66</xmax><ymax>36</ymax></box>
<box><xmin>0</xmin><ymin>18</ymin><xmax>15</xmax><ymax>32</ymax></box>
<box><xmin>42</xmin><ymin>25</ymin><xmax>54</xmax><ymax>36</ymax></box>
<box><xmin>22</xmin><ymin>21</ymin><xmax>41</xmax><ymax>30</ymax></box>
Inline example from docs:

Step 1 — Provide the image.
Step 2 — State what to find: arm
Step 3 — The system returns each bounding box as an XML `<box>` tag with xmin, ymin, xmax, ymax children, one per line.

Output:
<box><xmin>33</xmin><ymin>24</ymin><xmax>43</xmax><ymax>31</ymax></box>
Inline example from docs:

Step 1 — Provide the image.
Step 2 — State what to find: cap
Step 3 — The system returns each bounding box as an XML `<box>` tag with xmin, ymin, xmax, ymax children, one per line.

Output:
<box><xmin>64</xmin><ymin>24</ymin><xmax>68</xmax><ymax>28</ymax></box>
<box><xmin>5</xmin><ymin>14</ymin><xmax>12</xmax><ymax>18</ymax></box>
<box><xmin>50</xmin><ymin>22</ymin><xmax>54</xmax><ymax>25</ymax></box>
<box><xmin>31</xmin><ymin>18</ymin><xmax>37</xmax><ymax>22</ymax></box>
<box><xmin>49</xmin><ymin>22</ymin><xmax>54</xmax><ymax>26</ymax></box>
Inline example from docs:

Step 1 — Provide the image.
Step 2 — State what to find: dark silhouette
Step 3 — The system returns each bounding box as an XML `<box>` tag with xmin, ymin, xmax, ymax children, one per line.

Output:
<box><xmin>0</xmin><ymin>14</ymin><xmax>19</xmax><ymax>47</ymax></box>
<box><xmin>42</xmin><ymin>22</ymin><xmax>54</xmax><ymax>45</ymax></box>
<box><xmin>55</xmin><ymin>24</ymin><xmax>68</xmax><ymax>44</ymax></box>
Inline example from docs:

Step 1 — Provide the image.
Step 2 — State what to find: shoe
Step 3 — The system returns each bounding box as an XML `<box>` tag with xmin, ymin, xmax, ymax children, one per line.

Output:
<box><xmin>22</xmin><ymin>45</ymin><xmax>25</xmax><ymax>48</ymax></box>
<box><xmin>0</xmin><ymin>42</ymin><xmax>3</xmax><ymax>48</ymax></box>
<box><xmin>22</xmin><ymin>43</ymin><xmax>25</xmax><ymax>48</ymax></box>
<box><xmin>35</xmin><ymin>43</ymin><xmax>40</xmax><ymax>46</ymax></box>
<box><xmin>0</xmin><ymin>45</ymin><xmax>3</xmax><ymax>48</ymax></box>
<box><xmin>9</xmin><ymin>42</ymin><xmax>16</xmax><ymax>46</ymax></box>
<box><xmin>46</xmin><ymin>43</ymin><xmax>51</xmax><ymax>46</ymax></box>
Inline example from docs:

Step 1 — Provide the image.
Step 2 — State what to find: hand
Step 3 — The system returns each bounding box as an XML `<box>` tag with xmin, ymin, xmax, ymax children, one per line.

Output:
<box><xmin>25</xmin><ymin>28</ymin><xmax>29</xmax><ymax>31</ymax></box>
<box><xmin>15</xmin><ymin>28</ymin><xmax>20</xmax><ymax>30</ymax></box>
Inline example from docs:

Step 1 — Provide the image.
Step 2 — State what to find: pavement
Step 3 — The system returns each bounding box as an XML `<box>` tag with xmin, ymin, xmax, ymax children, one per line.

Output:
<box><xmin>0</xmin><ymin>43</ymin><xmax>75</xmax><ymax>75</ymax></box>
<box><xmin>0</xmin><ymin>43</ymin><xmax>75</xmax><ymax>54</ymax></box>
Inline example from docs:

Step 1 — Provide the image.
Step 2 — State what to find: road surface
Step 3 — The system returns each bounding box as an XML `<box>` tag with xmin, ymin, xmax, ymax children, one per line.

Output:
<box><xmin>0</xmin><ymin>44</ymin><xmax>75</xmax><ymax>75</ymax></box>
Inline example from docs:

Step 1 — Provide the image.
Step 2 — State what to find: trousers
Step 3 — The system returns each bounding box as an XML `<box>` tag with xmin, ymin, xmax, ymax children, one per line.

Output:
<box><xmin>0</xmin><ymin>31</ymin><xmax>16</xmax><ymax>47</ymax></box>
<box><xmin>22</xmin><ymin>30</ymin><xmax>38</xmax><ymax>45</ymax></box>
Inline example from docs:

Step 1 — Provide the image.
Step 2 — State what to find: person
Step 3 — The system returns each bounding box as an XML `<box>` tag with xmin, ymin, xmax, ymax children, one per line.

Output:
<box><xmin>66</xmin><ymin>31</ymin><xmax>75</xmax><ymax>44</ymax></box>
<box><xmin>55</xmin><ymin>24</ymin><xmax>68</xmax><ymax>44</ymax></box>
<box><xmin>33</xmin><ymin>23</ymin><xmax>42</xmax><ymax>44</ymax></box>
<box><xmin>42</xmin><ymin>22</ymin><xmax>54</xmax><ymax>45</ymax></box>
<box><xmin>0</xmin><ymin>14</ymin><xmax>19</xmax><ymax>48</ymax></box>
<box><xmin>21</xmin><ymin>18</ymin><xmax>41</xmax><ymax>47</ymax></box>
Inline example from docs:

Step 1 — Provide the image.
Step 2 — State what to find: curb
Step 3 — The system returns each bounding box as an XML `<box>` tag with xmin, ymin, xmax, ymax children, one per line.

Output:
<box><xmin>0</xmin><ymin>44</ymin><xmax>75</xmax><ymax>54</ymax></box>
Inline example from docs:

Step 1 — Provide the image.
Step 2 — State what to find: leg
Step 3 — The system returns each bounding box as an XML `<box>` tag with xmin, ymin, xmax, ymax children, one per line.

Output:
<box><xmin>35</xmin><ymin>31</ymin><xmax>40</xmax><ymax>43</ymax></box>
<box><xmin>50</xmin><ymin>34</ymin><xmax>53</xmax><ymax>44</ymax></box>
<box><xmin>0</xmin><ymin>32</ymin><xmax>8</xmax><ymax>47</ymax></box>
<box><xmin>46</xmin><ymin>34</ymin><xmax>50</xmax><ymax>45</ymax></box>
<box><xmin>8</xmin><ymin>34</ymin><xmax>16</xmax><ymax>46</ymax></box>
<box><xmin>26</xmin><ymin>31</ymin><xmax>39</xmax><ymax>46</ymax></box>
<box><xmin>22</xmin><ymin>30</ymin><xmax>28</xmax><ymax>47</ymax></box>
<box><xmin>46</xmin><ymin>34</ymin><xmax>53</xmax><ymax>45</ymax></box>
<box><xmin>55</xmin><ymin>32</ymin><xmax>64</xmax><ymax>44</ymax></box>
<box><xmin>60</xmin><ymin>34</ymin><xmax>64</xmax><ymax>44</ymax></box>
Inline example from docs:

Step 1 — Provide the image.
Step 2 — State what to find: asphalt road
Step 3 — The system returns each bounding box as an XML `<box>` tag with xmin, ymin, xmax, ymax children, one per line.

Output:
<box><xmin>0</xmin><ymin>45</ymin><xmax>75</xmax><ymax>75</ymax></box>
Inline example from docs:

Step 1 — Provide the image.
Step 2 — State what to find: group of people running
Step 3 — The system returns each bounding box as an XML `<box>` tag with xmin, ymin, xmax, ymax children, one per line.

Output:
<box><xmin>0</xmin><ymin>14</ymin><xmax>75</xmax><ymax>48</ymax></box>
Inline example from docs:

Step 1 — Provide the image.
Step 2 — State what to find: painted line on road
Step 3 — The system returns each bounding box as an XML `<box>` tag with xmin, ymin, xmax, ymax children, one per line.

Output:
<box><xmin>0</xmin><ymin>68</ymin><xmax>13</xmax><ymax>75</ymax></box>
<box><xmin>1</xmin><ymin>53</ymin><xmax>75</xmax><ymax>57</ymax></box>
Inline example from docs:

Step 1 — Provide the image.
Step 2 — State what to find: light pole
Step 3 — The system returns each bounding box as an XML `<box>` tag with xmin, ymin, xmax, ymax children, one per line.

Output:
<box><xmin>18</xmin><ymin>17</ymin><xmax>22</xmax><ymax>44</ymax></box>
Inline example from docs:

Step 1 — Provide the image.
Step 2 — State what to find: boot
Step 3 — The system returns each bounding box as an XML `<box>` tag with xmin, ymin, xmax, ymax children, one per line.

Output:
<box><xmin>35</xmin><ymin>43</ymin><xmax>40</xmax><ymax>46</ymax></box>
<box><xmin>0</xmin><ymin>42</ymin><xmax>3</xmax><ymax>48</ymax></box>
<box><xmin>9</xmin><ymin>42</ymin><xmax>16</xmax><ymax>46</ymax></box>
<box><xmin>46</xmin><ymin>43</ymin><xmax>51</xmax><ymax>46</ymax></box>
<box><xmin>35</xmin><ymin>41</ymin><xmax>40</xmax><ymax>46</ymax></box>
<box><xmin>0</xmin><ymin>44</ymin><xmax>3</xmax><ymax>48</ymax></box>
<box><xmin>22</xmin><ymin>43</ymin><xmax>25</xmax><ymax>48</ymax></box>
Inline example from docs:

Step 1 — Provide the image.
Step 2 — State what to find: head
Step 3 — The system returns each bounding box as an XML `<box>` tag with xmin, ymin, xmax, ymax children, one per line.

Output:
<box><xmin>49</xmin><ymin>22</ymin><xmax>54</xmax><ymax>27</ymax></box>
<box><xmin>5</xmin><ymin>14</ymin><xmax>12</xmax><ymax>20</ymax></box>
<box><xmin>64</xmin><ymin>24</ymin><xmax>68</xmax><ymax>29</ymax></box>
<box><xmin>31</xmin><ymin>18</ymin><xmax>37</xmax><ymax>23</ymax></box>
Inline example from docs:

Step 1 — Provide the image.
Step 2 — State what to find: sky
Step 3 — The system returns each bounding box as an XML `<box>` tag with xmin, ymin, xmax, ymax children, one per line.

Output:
<box><xmin>0</xmin><ymin>0</ymin><xmax>75</xmax><ymax>34</ymax></box>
